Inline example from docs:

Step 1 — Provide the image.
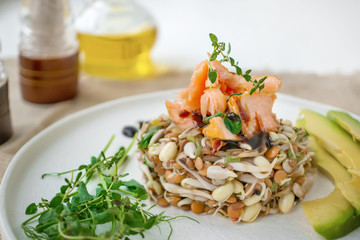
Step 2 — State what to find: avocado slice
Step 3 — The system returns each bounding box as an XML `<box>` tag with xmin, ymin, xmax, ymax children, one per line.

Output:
<box><xmin>338</xmin><ymin>176</ymin><xmax>360</xmax><ymax>213</ymax></box>
<box><xmin>301</xmin><ymin>109</ymin><xmax>360</xmax><ymax>176</ymax></box>
<box><xmin>298</xmin><ymin>133</ymin><xmax>360</xmax><ymax>239</ymax></box>
<box><xmin>328</xmin><ymin>110</ymin><xmax>360</xmax><ymax>142</ymax></box>
<box><xmin>301</xmin><ymin>188</ymin><xmax>360</xmax><ymax>240</ymax></box>
<box><xmin>310</xmin><ymin>137</ymin><xmax>352</xmax><ymax>183</ymax></box>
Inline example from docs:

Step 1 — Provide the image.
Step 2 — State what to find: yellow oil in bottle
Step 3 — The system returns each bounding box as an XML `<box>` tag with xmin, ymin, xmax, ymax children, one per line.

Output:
<box><xmin>77</xmin><ymin>28</ymin><xmax>156</xmax><ymax>79</ymax></box>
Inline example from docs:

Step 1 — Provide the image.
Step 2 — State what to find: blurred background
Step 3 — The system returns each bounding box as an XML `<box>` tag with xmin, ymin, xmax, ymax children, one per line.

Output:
<box><xmin>1</xmin><ymin>0</ymin><xmax>360</xmax><ymax>75</ymax></box>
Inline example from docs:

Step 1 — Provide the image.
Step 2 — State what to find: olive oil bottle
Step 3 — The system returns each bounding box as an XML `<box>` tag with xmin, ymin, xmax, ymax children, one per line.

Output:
<box><xmin>75</xmin><ymin>0</ymin><xmax>157</xmax><ymax>79</ymax></box>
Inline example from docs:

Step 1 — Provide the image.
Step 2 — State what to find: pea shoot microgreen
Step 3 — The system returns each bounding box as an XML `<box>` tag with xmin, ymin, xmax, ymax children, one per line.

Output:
<box><xmin>208</xmin><ymin>33</ymin><xmax>266</xmax><ymax>95</ymax></box>
<box><xmin>22</xmin><ymin>134</ymin><xmax>197</xmax><ymax>240</ymax></box>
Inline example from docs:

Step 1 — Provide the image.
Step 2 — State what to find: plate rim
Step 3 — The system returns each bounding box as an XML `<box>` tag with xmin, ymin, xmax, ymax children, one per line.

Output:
<box><xmin>0</xmin><ymin>89</ymin><xmax>358</xmax><ymax>239</ymax></box>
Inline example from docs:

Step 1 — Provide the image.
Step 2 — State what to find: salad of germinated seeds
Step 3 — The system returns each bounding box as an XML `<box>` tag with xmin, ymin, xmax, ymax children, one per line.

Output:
<box><xmin>137</xmin><ymin>34</ymin><xmax>316</xmax><ymax>223</ymax></box>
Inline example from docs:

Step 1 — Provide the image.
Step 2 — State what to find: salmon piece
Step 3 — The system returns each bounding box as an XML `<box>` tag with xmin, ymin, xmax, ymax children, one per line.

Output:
<box><xmin>165</xmin><ymin>61</ymin><xmax>208</xmax><ymax>128</ymax></box>
<box><xmin>227</xmin><ymin>94</ymin><xmax>279</xmax><ymax>138</ymax></box>
<box><xmin>186</xmin><ymin>61</ymin><xmax>209</xmax><ymax>110</ymax></box>
<box><xmin>202</xmin><ymin>117</ymin><xmax>242</xmax><ymax>141</ymax></box>
<box><xmin>165</xmin><ymin>100</ymin><xmax>194</xmax><ymax>129</ymax></box>
<box><xmin>176</xmin><ymin>89</ymin><xmax>198</xmax><ymax>112</ymax></box>
<box><xmin>251</xmin><ymin>75</ymin><xmax>281</xmax><ymax>94</ymax></box>
<box><xmin>209</xmin><ymin>60</ymin><xmax>248</xmax><ymax>94</ymax></box>
<box><xmin>210</xmin><ymin>60</ymin><xmax>281</xmax><ymax>95</ymax></box>
<box><xmin>200</xmin><ymin>87</ymin><xmax>227</xmax><ymax>119</ymax></box>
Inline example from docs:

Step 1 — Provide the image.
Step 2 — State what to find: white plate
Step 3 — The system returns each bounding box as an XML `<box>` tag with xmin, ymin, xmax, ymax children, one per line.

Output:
<box><xmin>1</xmin><ymin>90</ymin><xmax>359</xmax><ymax>240</ymax></box>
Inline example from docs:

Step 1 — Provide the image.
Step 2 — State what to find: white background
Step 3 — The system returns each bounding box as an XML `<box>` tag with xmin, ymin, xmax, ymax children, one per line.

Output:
<box><xmin>0</xmin><ymin>0</ymin><xmax>360</xmax><ymax>75</ymax></box>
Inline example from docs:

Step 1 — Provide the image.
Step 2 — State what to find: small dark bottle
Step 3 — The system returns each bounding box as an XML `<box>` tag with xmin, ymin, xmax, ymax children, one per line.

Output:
<box><xmin>0</xmin><ymin>43</ymin><xmax>12</xmax><ymax>144</ymax></box>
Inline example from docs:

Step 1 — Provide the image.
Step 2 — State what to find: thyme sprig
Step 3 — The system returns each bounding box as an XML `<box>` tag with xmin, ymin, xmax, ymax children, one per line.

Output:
<box><xmin>208</xmin><ymin>33</ymin><xmax>266</xmax><ymax>95</ymax></box>
<box><xmin>22</xmin><ymin>134</ymin><xmax>196</xmax><ymax>240</ymax></box>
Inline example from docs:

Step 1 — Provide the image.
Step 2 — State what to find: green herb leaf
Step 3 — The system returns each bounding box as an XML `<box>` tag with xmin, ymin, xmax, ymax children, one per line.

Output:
<box><xmin>60</xmin><ymin>185</ymin><xmax>68</xmax><ymax>194</ymax></box>
<box><xmin>208</xmin><ymin>69</ymin><xmax>217</xmax><ymax>84</ymax></box>
<box><xmin>38</xmin><ymin>209</ymin><xmax>57</xmax><ymax>225</ymax></box>
<box><xmin>229</xmin><ymin>57</ymin><xmax>235</xmax><ymax>66</ymax></box>
<box><xmin>227</xmin><ymin>43</ymin><xmax>231</xmax><ymax>55</ymax></box>
<box><xmin>204</xmin><ymin>112</ymin><xmax>224</xmax><ymax>123</ymax></box>
<box><xmin>111</xmin><ymin>179</ymin><xmax>123</xmax><ymax>190</ymax></box>
<box><xmin>244</xmin><ymin>74</ymin><xmax>251</xmax><ymax>82</ymax></box>
<box><xmin>96</xmin><ymin>187</ymin><xmax>107</xmax><ymax>198</ymax></box>
<box><xmin>224</xmin><ymin>113</ymin><xmax>242</xmax><ymax>135</ymax></box>
<box><xmin>227</xmin><ymin>93</ymin><xmax>242</xmax><ymax>103</ymax></box>
<box><xmin>235</xmin><ymin>66</ymin><xmax>242</xmax><ymax>75</ymax></box>
<box><xmin>122</xmin><ymin>179</ymin><xmax>148</xmax><ymax>200</ymax></box>
<box><xmin>78</xmin><ymin>165</ymin><xmax>87</xmax><ymax>170</ymax></box>
<box><xmin>94</xmin><ymin>211</ymin><xmax>113</xmax><ymax>224</ymax></box>
<box><xmin>144</xmin><ymin>216</ymin><xmax>157</xmax><ymax>230</ymax></box>
<box><xmin>76</xmin><ymin>181</ymin><xmax>94</xmax><ymax>203</ymax></box>
<box><xmin>25</xmin><ymin>203</ymin><xmax>37</xmax><ymax>215</ymax></box>
<box><xmin>249</xmin><ymin>87</ymin><xmax>257</xmax><ymax>95</ymax></box>
<box><xmin>209</xmin><ymin>33</ymin><xmax>218</xmax><ymax>43</ymax></box>
<box><xmin>209</xmin><ymin>52</ymin><xmax>218</xmax><ymax>61</ymax></box>
<box><xmin>49</xmin><ymin>195</ymin><xmax>62</xmax><ymax>208</ymax></box>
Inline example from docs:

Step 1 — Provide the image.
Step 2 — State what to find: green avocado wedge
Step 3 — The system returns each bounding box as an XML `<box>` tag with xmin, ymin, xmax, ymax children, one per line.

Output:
<box><xmin>300</xmin><ymin>109</ymin><xmax>360</xmax><ymax>176</ymax></box>
<box><xmin>328</xmin><ymin>110</ymin><xmax>360</xmax><ymax>142</ymax></box>
<box><xmin>309</xmin><ymin>137</ymin><xmax>352</xmax><ymax>184</ymax></box>
<box><xmin>338</xmin><ymin>176</ymin><xmax>360</xmax><ymax>213</ymax></box>
<box><xmin>301</xmin><ymin>188</ymin><xmax>360</xmax><ymax>240</ymax></box>
<box><xmin>296</xmin><ymin>119</ymin><xmax>360</xmax><ymax>239</ymax></box>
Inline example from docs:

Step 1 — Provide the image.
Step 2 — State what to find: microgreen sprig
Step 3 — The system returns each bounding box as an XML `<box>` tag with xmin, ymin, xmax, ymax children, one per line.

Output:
<box><xmin>208</xmin><ymin>33</ymin><xmax>266</xmax><ymax>95</ymax></box>
<box><xmin>22</xmin><ymin>134</ymin><xmax>196</xmax><ymax>240</ymax></box>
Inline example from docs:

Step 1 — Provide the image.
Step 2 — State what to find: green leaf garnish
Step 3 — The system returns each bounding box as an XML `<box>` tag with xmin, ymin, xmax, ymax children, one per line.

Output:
<box><xmin>209</xmin><ymin>33</ymin><xmax>218</xmax><ymax>43</ymax></box>
<box><xmin>122</xmin><ymin>179</ymin><xmax>148</xmax><ymax>200</ymax></box>
<box><xmin>25</xmin><ymin>203</ymin><xmax>37</xmax><ymax>215</ymax></box>
<box><xmin>224</xmin><ymin>113</ymin><xmax>242</xmax><ymax>135</ymax></box>
<box><xmin>250</xmin><ymin>76</ymin><xmax>267</xmax><ymax>95</ymax></box>
<box><xmin>21</xmin><ymin>134</ymin><xmax>195</xmax><ymax>239</ymax></box>
<box><xmin>49</xmin><ymin>196</ymin><xmax>62</xmax><ymax>208</ymax></box>
<box><xmin>208</xmin><ymin>68</ymin><xmax>217</xmax><ymax>84</ymax></box>
<box><xmin>227</xmin><ymin>93</ymin><xmax>242</xmax><ymax>103</ymax></box>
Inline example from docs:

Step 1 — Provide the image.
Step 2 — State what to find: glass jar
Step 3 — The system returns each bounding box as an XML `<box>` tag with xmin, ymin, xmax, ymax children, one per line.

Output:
<box><xmin>75</xmin><ymin>0</ymin><xmax>157</xmax><ymax>79</ymax></box>
<box><xmin>19</xmin><ymin>0</ymin><xmax>79</xmax><ymax>103</ymax></box>
<box><xmin>0</xmin><ymin>41</ymin><xmax>12</xmax><ymax>144</ymax></box>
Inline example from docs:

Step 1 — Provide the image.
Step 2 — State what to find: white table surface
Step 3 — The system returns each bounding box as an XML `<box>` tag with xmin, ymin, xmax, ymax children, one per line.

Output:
<box><xmin>0</xmin><ymin>0</ymin><xmax>360</xmax><ymax>75</ymax></box>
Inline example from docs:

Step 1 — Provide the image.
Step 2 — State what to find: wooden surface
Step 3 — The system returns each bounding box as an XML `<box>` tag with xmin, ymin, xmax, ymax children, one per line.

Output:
<box><xmin>1</xmin><ymin>58</ymin><xmax>360</xmax><ymax>184</ymax></box>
